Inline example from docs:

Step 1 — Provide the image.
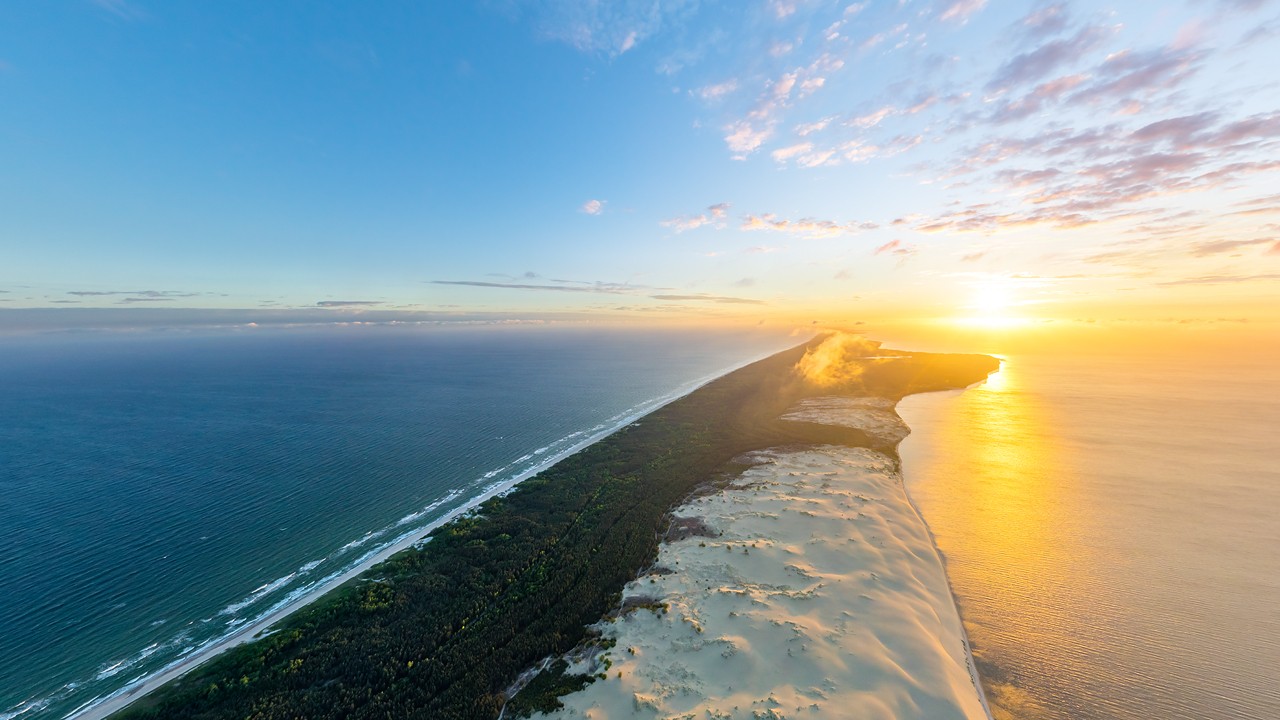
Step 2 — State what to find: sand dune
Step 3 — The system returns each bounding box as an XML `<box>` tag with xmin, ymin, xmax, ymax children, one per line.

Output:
<box><xmin>781</xmin><ymin>396</ymin><xmax>910</xmax><ymax>445</ymax></box>
<box><xmin>537</xmin><ymin>398</ymin><xmax>988</xmax><ymax>720</ymax></box>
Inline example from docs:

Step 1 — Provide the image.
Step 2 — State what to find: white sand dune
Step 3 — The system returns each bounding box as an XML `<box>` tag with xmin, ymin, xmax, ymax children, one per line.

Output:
<box><xmin>781</xmin><ymin>396</ymin><xmax>910</xmax><ymax>446</ymax></box>
<box><xmin>537</xmin><ymin>398</ymin><xmax>988</xmax><ymax>720</ymax></box>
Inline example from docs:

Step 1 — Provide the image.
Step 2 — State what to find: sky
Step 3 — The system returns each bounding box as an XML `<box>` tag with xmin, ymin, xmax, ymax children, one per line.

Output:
<box><xmin>2</xmin><ymin>0</ymin><xmax>1279</xmax><ymax>347</ymax></box>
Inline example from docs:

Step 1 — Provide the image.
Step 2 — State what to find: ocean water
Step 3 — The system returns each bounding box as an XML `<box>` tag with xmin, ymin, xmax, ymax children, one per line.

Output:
<box><xmin>898</xmin><ymin>352</ymin><xmax>1280</xmax><ymax>720</ymax></box>
<box><xmin>0</xmin><ymin>325</ymin><xmax>795</xmax><ymax>720</ymax></box>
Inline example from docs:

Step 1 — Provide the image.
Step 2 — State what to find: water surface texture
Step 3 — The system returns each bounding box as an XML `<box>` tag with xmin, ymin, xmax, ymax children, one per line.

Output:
<box><xmin>898</xmin><ymin>353</ymin><xmax>1280</xmax><ymax>720</ymax></box>
<box><xmin>0</xmin><ymin>325</ymin><xmax>793</xmax><ymax>719</ymax></box>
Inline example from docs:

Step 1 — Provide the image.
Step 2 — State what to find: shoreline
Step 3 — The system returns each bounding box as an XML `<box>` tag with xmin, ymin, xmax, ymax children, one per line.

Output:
<box><xmin>897</xmin><ymin>404</ymin><xmax>995</xmax><ymax>720</ymax></box>
<box><xmin>894</xmin><ymin>373</ymin><xmax>1004</xmax><ymax>720</ymax></box>
<box><xmin>69</xmin><ymin>348</ymin><xmax>787</xmax><ymax>720</ymax></box>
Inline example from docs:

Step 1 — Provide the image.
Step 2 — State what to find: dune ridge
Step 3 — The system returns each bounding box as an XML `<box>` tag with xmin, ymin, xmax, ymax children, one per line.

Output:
<box><xmin>536</xmin><ymin>397</ymin><xmax>989</xmax><ymax>720</ymax></box>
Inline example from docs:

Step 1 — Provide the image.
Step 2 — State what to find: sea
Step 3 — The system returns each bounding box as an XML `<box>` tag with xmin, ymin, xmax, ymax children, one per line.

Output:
<box><xmin>0</xmin><ymin>324</ymin><xmax>797</xmax><ymax>720</ymax></box>
<box><xmin>898</xmin><ymin>351</ymin><xmax>1280</xmax><ymax>720</ymax></box>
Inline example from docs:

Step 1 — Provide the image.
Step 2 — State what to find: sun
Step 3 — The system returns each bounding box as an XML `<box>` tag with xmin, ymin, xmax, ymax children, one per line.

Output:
<box><xmin>953</xmin><ymin>279</ymin><xmax>1033</xmax><ymax>329</ymax></box>
<box><xmin>972</xmin><ymin>283</ymin><xmax>1014</xmax><ymax>316</ymax></box>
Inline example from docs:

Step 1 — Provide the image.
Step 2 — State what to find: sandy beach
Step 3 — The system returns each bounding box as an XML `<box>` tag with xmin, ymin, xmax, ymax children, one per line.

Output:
<box><xmin>536</xmin><ymin>398</ymin><xmax>989</xmax><ymax>720</ymax></box>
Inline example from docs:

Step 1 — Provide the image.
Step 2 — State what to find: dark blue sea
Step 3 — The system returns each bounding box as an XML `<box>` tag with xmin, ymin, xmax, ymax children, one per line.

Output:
<box><xmin>0</xmin><ymin>324</ymin><xmax>796</xmax><ymax>719</ymax></box>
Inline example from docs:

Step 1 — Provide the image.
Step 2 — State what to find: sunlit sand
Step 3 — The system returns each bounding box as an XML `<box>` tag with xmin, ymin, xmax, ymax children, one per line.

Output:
<box><xmin>537</xmin><ymin>398</ymin><xmax>988</xmax><ymax>720</ymax></box>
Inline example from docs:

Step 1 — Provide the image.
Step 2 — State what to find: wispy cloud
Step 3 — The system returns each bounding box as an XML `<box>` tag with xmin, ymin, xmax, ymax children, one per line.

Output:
<box><xmin>90</xmin><ymin>0</ymin><xmax>148</xmax><ymax>21</ymax></box>
<box><xmin>1187</xmin><ymin>237</ymin><xmax>1277</xmax><ymax>256</ymax></box>
<box><xmin>1157</xmin><ymin>272</ymin><xmax>1280</xmax><ymax>286</ymax></box>
<box><xmin>987</xmin><ymin>25</ymin><xmax>1112</xmax><ymax>93</ymax></box>
<box><xmin>511</xmin><ymin>0</ymin><xmax>694</xmax><ymax>56</ymax></box>
<box><xmin>695</xmin><ymin>79</ymin><xmax>739</xmax><ymax>101</ymax></box>
<box><xmin>741</xmin><ymin>213</ymin><xmax>878</xmax><ymax>238</ymax></box>
<box><xmin>580</xmin><ymin>199</ymin><xmax>606</xmax><ymax>215</ymax></box>
<box><xmin>315</xmin><ymin>300</ymin><xmax>384</xmax><ymax>307</ymax></box>
<box><xmin>650</xmin><ymin>293</ymin><xmax>764</xmax><ymax>305</ymax></box>
<box><xmin>661</xmin><ymin>202</ymin><xmax>731</xmax><ymax>232</ymax></box>
<box><xmin>938</xmin><ymin>0</ymin><xmax>987</xmax><ymax>24</ymax></box>
<box><xmin>873</xmin><ymin>239</ymin><xmax>918</xmax><ymax>257</ymax></box>
<box><xmin>431</xmin><ymin>280</ymin><xmax>639</xmax><ymax>295</ymax></box>
<box><xmin>67</xmin><ymin>289</ymin><xmax>205</xmax><ymax>304</ymax></box>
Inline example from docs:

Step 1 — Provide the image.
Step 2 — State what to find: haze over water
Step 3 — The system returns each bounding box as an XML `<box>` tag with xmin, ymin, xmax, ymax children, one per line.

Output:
<box><xmin>898</xmin><ymin>352</ymin><xmax>1280</xmax><ymax>720</ymax></box>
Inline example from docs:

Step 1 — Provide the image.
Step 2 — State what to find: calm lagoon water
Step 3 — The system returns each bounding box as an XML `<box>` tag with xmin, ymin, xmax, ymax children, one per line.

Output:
<box><xmin>899</xmin><ymin>353</ymin><xmax>1280</xmax><ymax>720</ymax></box>
<box><xmin>0</xmin><ymin>325</ymin><xmax>795</xmax><ymax>719</ymax></box>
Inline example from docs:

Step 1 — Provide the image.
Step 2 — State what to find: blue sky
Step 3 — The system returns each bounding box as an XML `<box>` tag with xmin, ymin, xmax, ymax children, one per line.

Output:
<box><xmin>3</xmin><ymin>0</ymin><xmax>1279</xmax><ymax>335</ymax></box>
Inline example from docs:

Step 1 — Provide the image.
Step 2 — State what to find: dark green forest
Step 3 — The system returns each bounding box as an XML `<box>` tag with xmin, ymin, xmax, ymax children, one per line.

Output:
<box><xmin>114</xmin><ymin>338</ymin><xmax>997</xmax><ymax>720</ymax></box>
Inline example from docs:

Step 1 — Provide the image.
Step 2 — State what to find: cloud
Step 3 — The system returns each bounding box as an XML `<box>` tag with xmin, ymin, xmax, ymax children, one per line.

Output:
<box><xmin>68</xmin><ymin>289</ymin><xmax>198</xmax><ymax>297</ymax></box>
<box><xmin>1068</xmin><ymin>46</ymin><xmax>1204</xmax><ymax>108</ymax></box>
<box><xmin>315</xmin><ymin>300</ymin><xmax>384</xmax><ymax>307</ymax></box>
<box><xmin>661</xmin><ymin>202</ymin><xmax>731</xmax><ymax>232</ymax></box>
<box><xmin>795</xmin><ymin>117</ymin><xmax>835</xmax><ymax>136</ymax></box>
<box><xmin>850</xmin><ymin>105</ymin><xmax>895</xmax><ymax>129</ymax></box>
<box><xmin>513</xmin><ymin>0</ymin><xmax>695</xmax><ymax>56</ymax></box>
<box><xmin>724</xmin><ymin>120</ymin><xmax>775</xmax><ymax>158</ymax></box>
<box><xmin>873</xmin><ymin>239</ymin><xmax>918</xmax><ymax>256</ymax></box>
<box><xmin>741</xmin><ymin>213</ymin><xmax>878</xmax><ymax>238</ymax></box>
<box><xmin>1130</xmin><ymin>112</ymin><xmax>1219</xmax><ymax>147</ymax></box>
<box><xmin>718</xmin><ymin>50</ymin><xmax>847</xmax><ymax>158</ymax></box>
<box><xmin>90</xmin><ymin>0</ymin><xmax>148</xmax><ymax>21</ymax></box>
<box><xmin>989</xmin><ymin>73</ymin><xmax>1089</xmax><ymax>123</ymax></box>
<box><xmin>938</xmin><ymin>0</ymin><xmax>987</xmax><ymax>24</ymax></box>
<box><xmin>619</xmin><ymin>30</ymin><xmax>638</xmax><ymax>53</ymax></box>
<box><xmin>649</xmin><ymin>293</ymin><xmax>764</xmax><ymax>305</ymax></box>
<box><xmin>432</xmin><ymin>279</ymin><xmax>642</xmax><ymax>295</ymax></box>
<box><xmin>580</xmin><ymin>199</ymin><xmax>605</xmax><ymax>215</ymax></box>
<box><xmin>1157</xmin><ymin>273</ymin><xmax>1280</xmax><ymax>286</ymax></box>
<box><xmin>987</xmin><ymin>25</ymin><xmax>1111</xmax><ymax>93</ymax></box>
<box><xmin>1187</xmin><ymin>237</ymin><xmax>1276</xmax><ymax>256</ymax></box>
<box><xmin>67</xmin><ymin>289</ymin><xmax>208</xmax><ymax>305</ymax></box>
<box><xmin>1020</xmin><ymin>3</ymin><xmax>1070</xmax><ymax>39</ymax></box>
<box><xmin>925</xmin><ymin>100</ymin><xmax>1280</xmax><ymax>235</ymax></box>
<box><xmin>695</xmin><ymin>79</ymin><xmax>739</xmax><ymax>101</ymax></box>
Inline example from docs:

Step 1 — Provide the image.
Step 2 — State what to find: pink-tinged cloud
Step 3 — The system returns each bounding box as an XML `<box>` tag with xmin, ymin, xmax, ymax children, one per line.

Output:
<box><xmin>873</xmin><ymin>239</ymin><xmax>917</xmax><ymax>256</ymax></box>
<box><xmin>724</xmin><ymin>121</ymin><xmax>774</xmax><ymax>157</ymax></box>
<box><xmin>696</xmin><ymin>79</ymin><xmax>739</xmax><ymax>101</ymax></box>
<box><xmin>795</xmin><ymin>117</ymin><xmax>835</xmax><ymax>136</ymax></box>
<box><xmin>1069</xmin><ymin>46</ymin><xmax>1204</xmax><ymax>107</ymax></box>
<box><xmin>1157</xmin><ymin>273</ymin><xmax>1280</xmax><ymax>286</ymax></box>
<box><xmin>939</xmin><ymin>0</ymin><xmax>987</xmax><ymax>24</ymax></box>
<box><xmin>1188</xmin><ymin>237</ymin><xmax>1276</xmax><ymax>256</ymax></box>
<box><xmin>661</xmin><ymin>203</ymin><xmax>732</xmax><ymax>233</ymax></box>
<box><xmin>1021</xmin><ymin>3</ymin><xmax>1069</xmax><ymax>39</ymax></box>
<box><xmin>772</xmin><ymin>143</ymin><xmax>813</xmax><ymax>162</ymax></box>
<box><xmin>1130</xmin><ymin>112</ymin><xmax>1219</xmax><ymax>148</ymax></box>
<box><xmin>987</xmin><ymin>25</ymin><xmax>1111</xmax><ymax>92</ymax></box>
<box><xmin>580</xmin><ymin>199</ymin><xmax>605</xmax><ymax>215</ymax></box>
<box><xmin>742</xmin><ymin>213</ymin><xmax>878</xmax><ymax>238</ymax></box>
<box><xmin>990</xmin><ymin>73</ymin><xmax>1089</xmax><ymax>123</ymax></box>
<box><xmin>851</xmin><ymin>106</ymin><xmax>895</xmax><ymax>128</ymax></box>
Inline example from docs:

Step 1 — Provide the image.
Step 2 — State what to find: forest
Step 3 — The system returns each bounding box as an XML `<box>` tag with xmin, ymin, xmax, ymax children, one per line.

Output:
<box><xmin>114</xmin><ymin>337</ymin><xmax>998</xmax><ymax>720</ymax></box>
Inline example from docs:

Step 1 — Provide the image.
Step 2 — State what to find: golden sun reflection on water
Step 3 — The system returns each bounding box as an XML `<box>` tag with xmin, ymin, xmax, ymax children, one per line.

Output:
<box><xmin>899</xmin><ymin>354</ymin><xmax>1280</xmax><ymax>720</ymax></box>
<box><xmin>899</xmin><ymin>362</ymin><xmax>1103</xmax><ymax>720</ymax></box>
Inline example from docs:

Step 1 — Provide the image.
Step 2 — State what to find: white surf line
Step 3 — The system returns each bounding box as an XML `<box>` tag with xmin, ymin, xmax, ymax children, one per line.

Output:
<box><xmin>68</xmin><ymin>342</ymin><xmax>797</xmax><ymax>720</ymax></box>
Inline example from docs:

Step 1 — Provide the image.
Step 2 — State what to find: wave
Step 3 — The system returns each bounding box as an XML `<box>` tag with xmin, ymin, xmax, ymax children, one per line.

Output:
<box><xmin>32</xmin><ymin>350</ymin><xmax>780</xmax><ymax>720</ymax></box>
